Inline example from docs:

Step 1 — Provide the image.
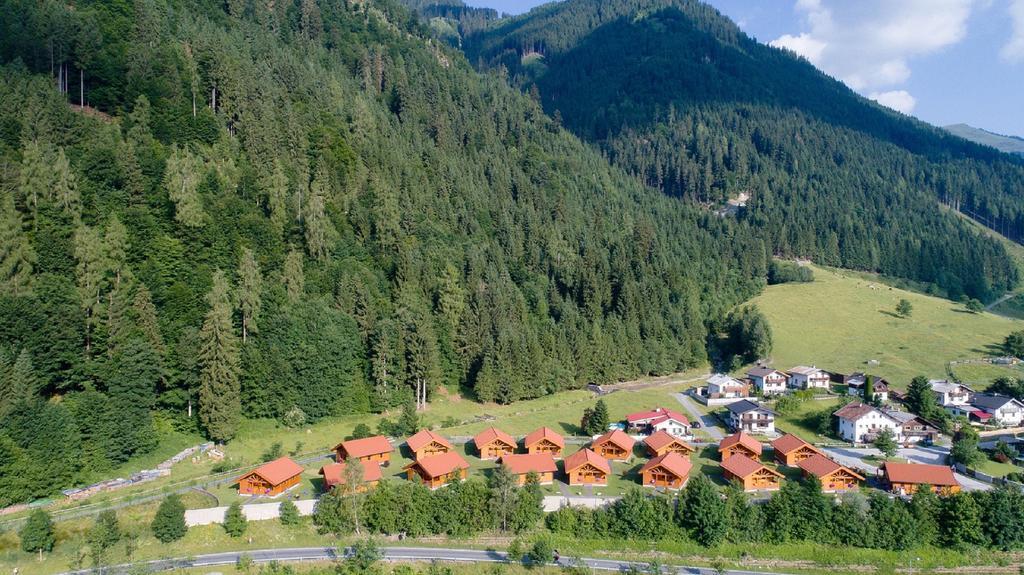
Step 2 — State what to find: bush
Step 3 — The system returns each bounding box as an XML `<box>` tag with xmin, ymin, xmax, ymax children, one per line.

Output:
<box><xmin>261</xmin><ymin>442</ymin><xmax>283</xmax><ymax>462</ymax></box>
<box><xmin>224</xmin><ymin>502</ymin><xmax>248</xmax><ymax>537</ymax></box>
<box><xmin>528</xmin><ymin>536</ymin><xmax>554</xmax><ymax>565</ymax></box>
<box><xmin>279</xmin><ymin>499</ymin><xmax>301</xmax><ymax>526</ymax></box>
<box><xmin>19</xmin><ymin>509</ymin><xmax>55</xmax><ymax>553</ymax></box>
<box><xmin>768</xmin><ymin>261</ymin><xmax>814</xmax><ymax>285</ymax></box>
<box><xmin>350</xmin><ymin>423</ymin><xmax>373</xmax><ymax>439</ymax></box>
<box><xmin>151</xmin><ymin>495</ymin><xmax>187</xmax><ymax>543</ymax></box>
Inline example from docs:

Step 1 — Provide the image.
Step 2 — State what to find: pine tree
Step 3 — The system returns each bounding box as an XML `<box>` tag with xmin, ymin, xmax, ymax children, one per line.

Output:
<box><xmin>588</xmin><ymin>399</ymin><xmax>610</xmax><ymax>434</ymax></box>
<box><xmin>283</xmin><ymin>249</ymin><xmax>304</xmax><ymax>302</ymax></box>
<box><xmin>397</xmin><ymin>399</ymin><xmax>419</xmax><ymax>436</ymax></box>
<box><xmin>74</xmin><ymin>224</ymin><xmax>108</xmax><ymax>354</ymax></box>
<box><xmin>103</xmin><ymin>215</ymin><xmax>128</xmax><ymax>290</ymax></box>
<box><xmin>304</xmin><ymin>164</ymin><xmax>334</xmax><ymax>260</ymax></box>
<box><xmin>18</xmin><ymin>140</ymin><xmax>50</xmax><ymax>226</ymax></box>
<box><xmin>52</xmin><ymin>148</ymin><xmax>81</xmax><ymax>221</ymax></box>
<box><xmin>278</xmin><ymin>499</ymin><xmax>300</xmax><ymax>526</ymax></box>
<box><xmin>164</xmin><ymin>145</ymin><xmax>205</xmax><ymax>228</ymax></box>
<box><xmin>132</xmin><ymin>284</ymin><xmax>165</xmax><ymax>355</ymax></box>
<box><xmin>223</xmin><ymin>501</ymin><xmax>248</xmax><ymax>537</ymax></box>
<box><xmin>4</xmin><ymin>348</ymin><xmax>38</xmax><ymax>406</ymax></box>
<box><xmin>151</xmin><ymin>495</ymin><xmax>187</xmax><ymax>543</ymax></box>
<box><xmin>0</xmin><ymin>191</ymin><xmax>35</xmax><ymax>296</ymax></box>
<box><xmin>19</xmin><ymin>509</ymin><xmax>55</xmax><ymax>553</ymax></box>
<box><xmin>678</xmin><ymin>474</ymin><xmax>727</xmax><ymax>546</ymax></box>
<box><xmin>237</xmin><ymin>248</ymin><xmax>262</xmax><ymax>343</ymax></box>
<box><xmin>198</xmin><ymin>271</ymin><xmax>241</xmax><ymax>442</ymax></box>
<box><xmin>266</xmin><ymin>160</ymin><xmax>289</xmax><ymax>234</ymax></box>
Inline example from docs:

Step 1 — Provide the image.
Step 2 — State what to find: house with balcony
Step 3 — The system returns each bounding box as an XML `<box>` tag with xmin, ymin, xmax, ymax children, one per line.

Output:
<box><xmin>726</xmin><ymin>400</ymin><xmax>776</xmax><ymax>434</ymax></box>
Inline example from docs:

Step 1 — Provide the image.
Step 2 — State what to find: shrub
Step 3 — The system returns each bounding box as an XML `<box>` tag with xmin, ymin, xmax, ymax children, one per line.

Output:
<box><xmin>151</xmin><ymin>495</ymin><xmax>187</xmax><ymax>543</ymax></box>
<box><xmin>279</xmin><ymin>499</ymin><xmax>301</xmax><ymax>526</ymax></box>
<box><xmin>224</xmin><ymin>502</ymin><xmax>248</xmax><ymax>537</ymax></box>
<box><xmin>19</xmin><ymin>509</ymin><xmax>55</xmax><ymax>553</ymax></box>
<box><xmin>528</xmin><ymin>536</ymin><xmax>554</xmax><ymax>565</ymax></box>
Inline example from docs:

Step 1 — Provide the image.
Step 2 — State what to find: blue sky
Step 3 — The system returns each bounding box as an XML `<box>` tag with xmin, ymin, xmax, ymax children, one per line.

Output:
<box><xmin>465</xmin><ymin>0</ymin><xmax>1024</xmax><ymax>136</ymax></box>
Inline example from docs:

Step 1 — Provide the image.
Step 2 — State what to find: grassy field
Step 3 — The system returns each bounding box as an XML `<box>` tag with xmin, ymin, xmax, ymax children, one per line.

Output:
<box><xmin>748</xmin><ymin>266</ymin><xmax>1023</xmax><ymax>389</ymax></box>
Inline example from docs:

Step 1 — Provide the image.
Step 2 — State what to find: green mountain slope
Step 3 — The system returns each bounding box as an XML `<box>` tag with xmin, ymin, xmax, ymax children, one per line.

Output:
<box><xmin>460</xmin><ymin>0</ymin><xmax>1024</xmax><ymax>300</ymax></box>
<box><xmin>945</xmin><ymin>124</ymin><xmax>1024</xmax><ymax>157</ymax></box>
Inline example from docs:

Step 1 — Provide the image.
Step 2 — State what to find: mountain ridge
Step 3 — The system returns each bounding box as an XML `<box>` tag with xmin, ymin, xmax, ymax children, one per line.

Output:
<box><xmin>944</xmin><ymin>123</ymin><xmax>1024</xmax><ymax>157</ymax></box>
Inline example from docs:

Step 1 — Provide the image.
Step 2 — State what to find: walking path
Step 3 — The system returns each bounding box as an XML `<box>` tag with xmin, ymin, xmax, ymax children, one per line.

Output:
<box><xmin>675</xmin><ymin>393</ymin><xmax>725</xmax><ymax>440</ymax></box>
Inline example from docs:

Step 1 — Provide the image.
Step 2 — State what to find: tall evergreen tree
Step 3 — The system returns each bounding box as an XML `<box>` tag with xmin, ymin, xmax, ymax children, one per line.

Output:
<box><xmin>164</xmin><ymin>145</ymin><xmax>205</xmax><ymax>228</ymax></box>
<box><xmin>223</xmin><ymin>501</ymin><xmax>247</xmax><ymax>537</ymax></box>
<box><xmin>0</xmin><ymin>191</ymin><xmax>36</xmax><ymax>296</ymax></box>
<box><xmin>678</xmin><ymin>474</ymin><xmax>727</xmax><ymax>546</ymax></box>
<box><xmin>282</xmin><ymin>249</ymin><xmax>304</xmax><ymax>302</ymax></box>
<box><xmin>265</xmin><ymin>160</ymin><xmax>289</xmax><ymax>234</ymax></box>
<box><xmin>198</xmin><ymin>271</ymin><xmax>241</xmax><ymax>442</ymax></box>
<box><xmin>237</xmin><ymin>248</ymin><xmax>262</xmax><ymax>343</ymax></box>
<box><xmin>304</xmin><ymin>164</ymin><xmax>334</xmax><ymax>260</ymax></box>
<box><xmin>74</xmin><ymin>224</ymin><xmax>108</xmax><ymax>354</ymax></box>
<box><xmin>52</xmin><ymin>148</ymin><xmax>80</xmax><ymax>221</ymax></box>
<box><xmin>151</xmin><ymin>494</ymin><xmax>187</xmax><ymax>543</ymax></box>
<box><xmin>17</xmin><ymin>140</ymin><xmax>49</xmax><ymax>226</ymax></box>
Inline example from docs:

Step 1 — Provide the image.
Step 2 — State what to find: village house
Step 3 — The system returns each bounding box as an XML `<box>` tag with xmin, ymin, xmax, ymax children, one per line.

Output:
<box><xmin>718</xmin><ymin>431</ymin><xmax>763</xmax><ymax>460</ymax></box>
<box><xmin>930</xmin><ymin>380</ymin><xmax>974</xmax><ymax>409</ymax></box>
<box><xmin>333</xmin><ymin>435</ymin><xmax>394</xmax><ymax>465</ymax></box>
<box><xmin>771</xmin><ymin>433</ymin><xmax>824</xmax><ymax>466</ymax></box>
<box><xmin>969</xmin><ymin>394</ymin><xmax>1024</xmax><ymax>426</ymax></box>
<box><xmin>881</xmin><ymin>462</ymin><xmax>961</xmax><ymax>496</ymax></box>
<box><xmin>833</xmin><ymin>401</ymin><xmax>903</xmax><ymax>444</ymax></box>
<box><xmin>500</xmin><ymin>453</ymin><xmax>558</xmax><ymax>485</ymax></box>
<box><xmin>726</xmin><ymin>399</ymin><xmax>776</xmax><ymax>434</ymax></box>
<box><xmin>787</xmin><ymin>366</ymin><xmax>831</xmax><ymax>390</ymax></box>
<box><xmin>796</xmin><ymin>454</ymin><xmax>864</xmax><ymax>492</ymax></box>
<box><xmin>591</xmin><ymin>429</ymin><xmax>636</xmax><ymax>461</ymax></box>
<box><xmin>640</xmin><ymin>452</ymin><xmax>692</xmax><ymax>490</ymax></box>
<box><xmin>705</xmin><ymin>373</ymin><xmax>749</xmax><ymax>399</ymax></box>
<box><xmin>564</xmin><ymin>448</ymin><xmax>611</xmax><ymax>486</ymax></box>
<box><xmin>845</xmin><ymin>373</ymin><xmax>890</xmax><ymax>403</ymax></box>
<box><xmin>403</xmin><ymin>452</ymin><xmax>469</xmax><ymax>489</ymax></box>
<box><xmin>523</xmin><ymin>427</ymin><xmax>565</xmax><ymax>458</ymax></box>
<box><xmin>643</xmin><ymin>429</ymin><xmax>696</xmax><ymax>458</ymax></box>
<box><xmin>625</xmin><ymin>407</ymin><xmax>691</xmax><ymax>437</ymax></box>
<box><xmin>406</xmin><ymin>429</ymin><xmax>453</xmax><ymax>460</ymax></box>
<box><xmin>881</xmin><ymin>409</ymin><xmax>941</xmax><ymax>444</ymax></box>
<box><xmin>318</xmin><ymin>459</ymin><xmax>383</xmax><ymax>492</ymax></box>
<box><xmin>237</xmin><ymin>456</ymin><xmax>304</xmax><ymax>497</ymax></box>
<box><xmin>747</xmin><ymin>367</ymin><xmax>788</xmax><ymax>395</ymax></box>
<box><xmin>721</xmin><ymin>454</ymin><xmax>784</xmax><ymax>491</ymax></box>
<box><xmin>473</xmin><ymin>427</ymin><xmax>517</xmax><ymax>459</ymax></box>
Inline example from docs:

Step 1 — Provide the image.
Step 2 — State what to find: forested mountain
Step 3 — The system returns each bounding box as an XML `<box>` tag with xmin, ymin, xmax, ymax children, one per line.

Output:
<box><xmin>459</xmin><ymin>0</ymin><xmax>1024</xmax><ymax>300</ymax></box>
<box><xmin>945</xmin><ymin>124</ymin><xmax>1024</xmax><ymax>157</ymax></box>
<box><xmin>0</xmin><ymin>0</ymin><xmax>771</xmax><ymax>503</ymax></box>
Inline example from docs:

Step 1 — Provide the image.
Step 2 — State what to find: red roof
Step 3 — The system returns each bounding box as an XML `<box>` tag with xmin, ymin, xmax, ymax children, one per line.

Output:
<box><xmin>640</xmin><ymin>452</ymin><xmax>692</xmax><ymax>479</ymax></box>
<box><xmin>718</xmin><ymin>431</ymin><xmax>763</xmax><ymax>456</ymax></box>
<box><xmin>721</xmin><ymin>454</ymin><xmax>782</xmax><ymax>479</ymax></box>
<box><xmin>883</xmin><ymin>462</ymin><xmax>959</xmax><ymax>487</ymax></box>
<box><xmin>406</xmin><ymin>429</ymin><xmax>453</xmax><ymax>452</ymax></box>
<box><xmin>643</xmin><ymin>430</ymin><xmax>695</xmax><ymax>453</ymax></box>
<box><xmin>564</xmin><ymin>448</ymin><xmax>611</xmax><ymax>474</ymax></box>
<box><xmin>626</xmin><ymin>407</ymin><xmax>690</xmax><ymax>426</ymax></box>
<box><xmin>243</xmin><ymin>457</ymin><xmax>304</xmax><ymax>486</ymax></box>
<box><xmin>524</xmin><ymin>427</ymin><xmax>565</xmax><ymax>449</ymax></box>
<box><xmin>473</xmin><ymin>427</ymin><xmax>516</xmax><ymax>449</ymax></box>
<box><xmin>500</xmin><ymin>453</ymin><xmax>558</xmax><ymax>475</ymax></box>
<box><xmin>404</xmin><ymin>452</ymin><xmax>469</xmax><ymax>479</ymax></box>
<box><xmin>592</xmin><ymin>429</ymin><xmax>636</xmax><ymax>451</ymax></box>
<box><xmin>971</xmin><ymin>410</ymin><xmax>993</xmax><ymax>420</ymax></box>
<box><xmin>797</xmin><ymin>454</ymin><xmax>865</xmax><ymax>480</ymax></box>
<box><xmin>833</xmin><ymin>401</ymin><xmax>880</xmax><ymax>421</ymax></box>
<box><xmin>771</xmin><ymin>433</ymin><xmax>821</xmax><ymax>456</ymax></box>
<box><xmin>319</xmin><ymin>460</ymin><xmax>383</xmax><ymax>488</ymax></box>
<box><xmin>333</xmin><ymin>435</ymin><xmax>394</xmax><ymax>459</ymax></box>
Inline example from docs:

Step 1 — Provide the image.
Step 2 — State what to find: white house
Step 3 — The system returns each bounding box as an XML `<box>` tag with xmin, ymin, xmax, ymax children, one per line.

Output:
<box><xmin>845</xmin><ymin>373</ymin><xmax>890</xmax><ymax>403</ymax></box>
<box><xmin>747</xmin><ymin>367</ymin><xmax>788</xmax><ymax>396</ymax></box>
<box><xmin>970</xmin><ymin>394</ymin><xmax>1024</xmax><ymax>427</ymax></box>
<box><xmin>930</xmin><ymin>380</ymin><xmax>973</xmax><ymax>408</ymax></box>
<box><xmin>787</xmin><ymin>366</ymin><xmax>831</xmax><ymax>389</ymax></box>
<box><xmin>625</xmin><ymin>407</ymin><xmax>691</xmax><ymax>437</ymax></box>
<box><xmin>726</xmin><ymin>399</ymin><xmax>776</xmax><ymax>434</ymax></box>
<box><xmin>705</xmin><ymin>373</ymin><xmax>749</xmax><ymax>399</ymax></box>
<box><xmin>833</xmin><ymin>401</ymin><xmax>903</xmax><ymax>444</ymax></box>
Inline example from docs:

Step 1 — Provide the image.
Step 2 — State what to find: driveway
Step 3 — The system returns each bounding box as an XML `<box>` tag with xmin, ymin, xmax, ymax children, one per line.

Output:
<box><xmin>822</xmin><ymin>446</ymin><xmax>990</xmax><ymax>491</ymax></box>
<box><xmin>675</xmin><ymin>393</ymin><xmax>725</xmax><ymax>440</ymax></box>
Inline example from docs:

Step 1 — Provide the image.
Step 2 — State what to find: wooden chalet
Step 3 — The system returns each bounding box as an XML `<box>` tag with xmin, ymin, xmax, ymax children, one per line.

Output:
<box><xmin>718</xmin><ymin>431</ymin><xmax>762</xmax><ymax>460</ymax></box>
<box><xmin>639</xmin><ymin>452</ymin><xmax>692</xmax><ymax>490</ymax></box>
<box><xmin>500</xmin><ymin>453</ymin><xmax>558</xmax><ymax>485</ymax></box>
<box><xmin>333</xmin><ymin>435</ymin><xmax>394</xmax><ymax>465</ymax></box>
<box><xmin>473</xmin><ymin>427</ymin><xmax>517</xmax><ymax>459</ymax></box>
<box><xmin>591</xmin><ymin>429</ymin><xmax>635</xmax><ymax>461</ymax></box>
<box><xmin>406</xmin><ymin>429</ymin><xmax>453</xmax><ymax>460</ymax></box>
<box><xmin>523</xmin><ymin>427</ymin><xmax>565</xmax><ymax>458</ymax></box>
<box><xmin>771</xmin><ymin>433</ymin><xmax>825</xmax><ymax>466</ymax></box>
<box><xmin>796</xmin><ymin>454</ymin><xmax>864</xmax><ymax>492</ymax></box>
<box><xmin>318</xmin><ymin>460</ymin><xmax>383</xmax><ymax>492</ymax></box>
<box><xmin>881</xmin><ymin>462</ymin><xmax>961</xmax><ymax>496</ymax></box>
<box><xmin>721</xmin><ymin>454</ymin><xmax>783</xmax><ymax>492</ymax></box>
<box><xmin>237</xmin><ymin>456</ymin><xmax>304</xmax><ymax>497</ymax></box>
<box><xmin>564</xmin><ymin>448</ymin><xmax>611</xmax><ymax>486</ymax></box>
<box><xmin>643</xmin><ymin>430</ymin><xmax>696</xmax><ymax>458</ymax></box>
<box><xmin>403</xmin><ymin>452</ymin><xmax>469</xmax><ymax>489</ymax></box>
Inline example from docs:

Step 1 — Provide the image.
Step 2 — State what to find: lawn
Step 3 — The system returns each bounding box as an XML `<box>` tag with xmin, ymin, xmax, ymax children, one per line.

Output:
<box><xmin>973</xmin><ymin>457</ymin><xmax>1023</xmax><ymax>478</ymax></box>
<box><xmin>949</xmin><ymin>362</ymin><xmax>1024</xmax><ymax>388</ymax></box>
<box><xmin>748</xmin><ymin>265</ymin><xmax>1022</xmax><ymax>389</ymax></box>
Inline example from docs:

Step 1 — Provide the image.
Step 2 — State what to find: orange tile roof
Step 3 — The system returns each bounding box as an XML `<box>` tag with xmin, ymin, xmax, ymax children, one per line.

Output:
<box><xmin>643</xmin><ymin>430</ymin><xmax>695</xmax><ymax>453</ymax></box>
<box><xmin>564</xmin><ymin>448</ymin><xmax>611</xmax><ymax>474</ymax></box>
<box><xmin>771</xmin><ymin>433</ymin><xmax>820</xmax><ymax>456</ymax></box>
<box><xmin>524</xmin><ymin>427</ymin><xmax>565</xmax><ymax>449</ymax></box>
<box><xmin>500</xmin><ymin>453</ymin><xmax>558</xmax><ymax>475</ymax></box>
<box><xmin>404</xmin><ymin>452</ymin><xmax>470</xmax><ymax>479</ymax></box>
<box><xmin>718</xmin><ymin>431</ymin><xmax>763</xmax><ymax>456</ymax></box>
<box><xmin>473</xmin><ymin>427</ymin><xmax>516</xmax><ymax>449</ymax></box>
<box><xmin>797</xmin><ymin>454</ymin><xmax>865</xmax><ymax>481</ymax></box>
<box><xmin>243</xmin><ymin>456</ymin><xmax>304</xmax><ymax>486</ymax></box>
<box><xmin>406</xmin><ymin>429</ymin><xmax>453</xmax><ymax>452</ymax></box>
<box><xmin>883</xmin><ymin>462</ymin><xmax>959</xmax><ymax>487</ymax></box>
<box><xmin>319</xmin><ymin>460</ymin><xmax>384</xmax><ymax>488</ymax></box>
<box><xmin>592</xmin><ymin>429</ymin><xmax>636</xmax><ymax>451</ymax></box>
<box><xmin>721</xmin><ymin>454</ymin><xmax>782</xmax><ymax>479</ymax></box>
<box><xmin>333</xmin><ymin>435</ymin><xmax>394</xmax><ymax>459</ymax></box>
<box><xmin>640</xmin><ymin>452</ymin><xmax>692</xmax><ymax>479</ymax></box>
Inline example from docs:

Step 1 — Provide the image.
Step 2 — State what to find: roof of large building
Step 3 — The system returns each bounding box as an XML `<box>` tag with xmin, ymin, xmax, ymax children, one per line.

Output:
<box><xmin>788</xmin><ymin>365</ymin><xmax>826</xmax><ymax>376</ymax></box>
<box><xmin>929</xmin><ymin>380</ymin><xmax>972</xmax><ymax>394</ymax></box>
<box><xmin>500</xmin><ymin>453</ymin><xmax>558</xmax><ymax>475</ymax></box>
<box><xmin>707</xmin><ymin>373</ymin><xmax>746</xmax><ymax>388</ymax></box>
<box><xmin>641</xmin><ymin>452</ymin><xmax>693</xmax><ymax>479</ymax></box>
<box><xmin>406</xmin><ymin>429</ymin><xmax>453</xmax><ymax>452</ymax></box>
<box><xmin>404</xmin><ymin>452</ymin><xmax>469</xmax><ymax>478</ymax></box>
<box><xmin>473</xmin><ymin>427</ymin><xmax>516</xmax><ymax>448</ymax></box>
<box><xmin>972</xmin><ymin>394</ymin><xmax>1021</xmax><ymax>411</ymax></box>
<box><xmin>833</xmin><ymin>401</ymin><xmax>895</xmax><ymax>422</ymax></box>
<box><xmin>319</xmin><ymin>460</ymin><xmax>383</xmax><ymax>488</ymax></box>
<box><xmin>333</xmin><ymin>435</ymin><xmax>394</xmax><ymax>458</ymax></box>
<box><xmin>771</xmin><ymin>433</ymin><xmax>820</xmax><ymax>456</ymax></box>
<box><xmin>524</xmin><ymin>426</ymin><xmax>565</xmax><ymax>448</ymax></box>
<box><xmin>592</xmin><ymin>429</ymin><xmax>636</xmax><ymax>451</ymax></box>
<box><xmin>564</xmin><ymin>448</ymin><xmax>611</xmax><ymax>474</ymax></box>
<box><xmin>243</xmin><ymin>456</ymin><xmax>304</xmax><ymax>486</ymax></box>
<box><xmin>797</xmin><ymin>454</ymin><xmax>865</xmax><ymax>481</ymax></box>
<box><xmin>726</xmin><ymin>399</ymin><xmax>775</xmax><ymax>415</ymax></box>
<box><xmin>626</xmin><ymin>407</ymin><xmax>689</xmax><ymax>426</ymax></box>
<box><xmin>882</xmin><ymin>462</ymin><xmax>959</xmax><ymax>487</ymax></box>
<box><xmin>748</xmin><ymin>367</ymin><xmax>785</xmax><ymax>378</ymax></box>
<box><xmin>721</xmin><ymin>454</ymin><xmax>782</xmax><ymax>479</ymax></box>
<box><xmin>718</xmin><ymin>431</ymin><xmax>763</xmax><ymax>456</ymax></box>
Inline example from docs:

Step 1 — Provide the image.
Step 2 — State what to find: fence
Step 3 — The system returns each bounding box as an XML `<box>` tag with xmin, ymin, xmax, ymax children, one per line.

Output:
<box><xmin>954</xmin><ymin>462</ymin><xmax>1024</xmax><ymax>491</ymax></box>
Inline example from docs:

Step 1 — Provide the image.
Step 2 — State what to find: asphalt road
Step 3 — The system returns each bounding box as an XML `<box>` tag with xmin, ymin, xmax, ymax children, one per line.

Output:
<box><xmin>58</xmin><ymin>546</ymin><xmax>793</xmax><ymax>575</ymax></box>
<box><xmin>675</xmin><ymin>393</ymin><xmax>725</xmax><ymax>440</ymax></box>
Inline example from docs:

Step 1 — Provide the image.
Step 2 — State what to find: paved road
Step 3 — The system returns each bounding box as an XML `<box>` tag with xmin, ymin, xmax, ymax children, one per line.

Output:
<box><xmin>59</xmin><ymin>545</ymin><xmax>794</xmax><ymax>575</ymax></box>
<box><xmin>823</xmin><ymin>446</ymin><xmax>990</xmax><ymax>491</ymax></box>
<box><xmin>675</xmin><ymin>393</ymin><xmax>725</xmax><ymax>440</ymax></box>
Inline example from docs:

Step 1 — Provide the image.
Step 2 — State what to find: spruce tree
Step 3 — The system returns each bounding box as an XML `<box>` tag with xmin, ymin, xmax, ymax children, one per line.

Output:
<box><xmin>151</xmin><ymin>495</ymin><xmax>187</xmax><ymax>543</ymax></box>
<box><xmin>590</xmin><ymin>399</ymin><xmax>610</xmax><ymax>434</ymax></box>
<box><xmin>266</xmin><ymin>160</ymin><xmax>289</xmax><ymax>234</ymax></box>
<box><xmin>17</xmin><ymin>140</ymin><xmax>49</xmax><ymax>225</ymax></box>
<box><xmin>237</xmin><ymin>248</ymin><xmax>262</xmax><ymax>343</ymax></box>
<box><xmin>4</xmin><ymin>348</ymin><xmax>38</xmax><ymax>406</ymax></box>
<box><xmin>74</xmin><ymin>224</ymin><xmax>108</xmax><ymax>354</ymax></box>
<box><xmin>677</xmin><ymin>474</ymin><xmax>727</xmax><ymax>546</ymax></box>
<box><xmin>0</xmin><ymin>191</ymin><xmax>35</xmax><ymax>296</ymax></box>
<box><xmin>103</xmin><ymin>215</ymin><xmax>128</xmax><ymax>289</ymax></box>
<box><xmin>223</xmin><ymin>501</ymin><xmax>248</xmax><ymax>537</ymax></box>
<box><xmin>397</xmin><ymin>399</ymin><xmax>419</xmax><ymax>436</ymax></box>
<box><xmin>303</xmin><ymin>164</ymin><xmax>334</xmax><ymax>260</ymax></box>
<box><xmin>198</xmin><ymin>271</ymin><xmax>241</xmax><ymax>442</ymax></box>
<box><xmin>278</xmin><ymin>499</ymin><xmax>300</xmax><ymax>526</ymax></box>
<box><xmin>19</xmin><ymin>509</ymin><xmax>55</xmax><ymax>553</ymax></box>
<box><xmin>283</xmin><ymin>249</ymin><xmax>304</xmax><ymax>302</ymax></box>
<box><xmin>164</xmin><ymin>145</ymin><xmax>205</xmax><ymax>228</ymax></box>
<box><xmin>132</xmin><ymin>284</ymin><xmax>165</xmax><ymax>355</ymax></box>
<box><xmin>52</xmin><ymin>148</ymin><xmax>80</xmax><ymax>221</ymax></box>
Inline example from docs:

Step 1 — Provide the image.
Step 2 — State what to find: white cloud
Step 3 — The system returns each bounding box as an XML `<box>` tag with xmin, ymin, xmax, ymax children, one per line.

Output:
<box><xmin>1004</xmin><ymin>0</ymin><xmax>1024</xmax><ymax>63</ymax></box>
<box><xmin>770</xmin><ymin>33</ymin><xmax>826</xmax><ymax>64</ymax></box>
<box><xmin>869</xmin><ymin>90</ymin><xmax>917</xmax><ymax>114</ymax></box>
